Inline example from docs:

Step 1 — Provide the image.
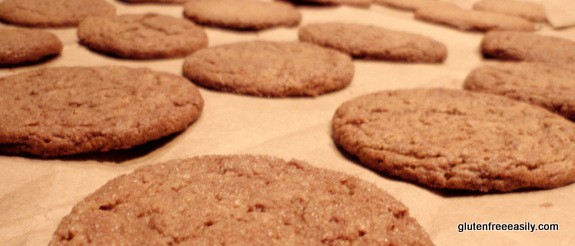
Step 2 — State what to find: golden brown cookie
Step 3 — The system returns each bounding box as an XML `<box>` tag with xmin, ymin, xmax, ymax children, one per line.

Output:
<box><xmin>415</xmin><ymin>4</ymin><xmax>536</xmax><ymax>32</ymax></box>
<box><xmin>0</xmin><ymin>0</ymin><xmax>115</xmax><ymax>28</ymax></box>
<box><xmin>78</xmin><ymin>13</ymin><xmax>208</xmax><ymax>59</ymax></box>
<box><xmin>464</xmin><ymin>62</ymin><xmax>575</xmax><ymax>120</ymax></box>
<box><xmin>182</xmin><ymin>41</ymin><xmax>354</xmax><ymax>97</ymax></box>
<box><xmin>0</xmin><ymin>28</ymin><xmax>62</xmax><ymax>66</ymax></box>
<box><xmin>298</xmin><ymin>22</ymin><xmax>447</xmax><ymax>63</ymax></box>
<box><xmin>183</xmin><ymin>0</ymin><xmax>301</xmax><ymax>30</ymax></box>
<box><xmin>473</xmin><ymin>0</ymin><xmax>547</xmax><ymax>22</ymax></box>
<box><xmin>332</xmin><ymin>88</ymin><xmax>575</xmax><ymax>192</ymax></box>
<box><xmin>50</xmin><ymin>155</ymin><xmax>433</xmax><ymax>245</ymax></box>
<box><xmin>481</xmin><ymin>31</ymin><xmax>575</xmax><ymax>63</ymax></box>
<box><xmin>0</xmin><ymin>66</ymin><xmax>203</xmax><ymax>157</ymax></box>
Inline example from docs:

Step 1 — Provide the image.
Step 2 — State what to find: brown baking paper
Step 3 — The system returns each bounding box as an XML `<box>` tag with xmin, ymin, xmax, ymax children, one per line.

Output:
<box><xmin>1</xmin><ymin>1</ymin><xmax>574</xmax><ymax>245</ymax></box>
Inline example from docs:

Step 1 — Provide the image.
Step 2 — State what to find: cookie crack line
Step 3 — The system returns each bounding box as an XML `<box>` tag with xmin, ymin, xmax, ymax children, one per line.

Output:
<box><xmin>137</xmin><ymin>15</ymin><xmax>185</xmax><ymax>36</ymax></box>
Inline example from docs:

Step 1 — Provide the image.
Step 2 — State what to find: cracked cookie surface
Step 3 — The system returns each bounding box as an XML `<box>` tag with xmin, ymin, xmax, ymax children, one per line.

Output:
<box><xmin>332</xmin><ymin>88</ymin><xmax>575</xmax><ymax>192</ymax></box>
<box><xmin>0</xmin><ymin>66</ymin><xmax>203</xmax><ymax>157</ymax></box>
<box><xmin>464</xmin><ymin>63</ymin><xmax>575</xmax><ymax>120</ymax></box>
<box><xmin>50</xmin><ymin>155</ymin><xmax>433</xmax><ymax>245</ymax></box>
<box><xmin>78</xmin><ymin>13</ymin><xmax>208</xmax><ymax>59</ymax></box>
<box><xmin>298</xmin><ymin>22</ymin><xmax>447</xmax><ymax>63</ymax></box>
<box><xmin>182</xmin><ymin>41</ymin><xmax>354</xmax><ymax>97</ymax></box>
<box><xmin>0</xmin><ymin>0</ymin><xmax>115</xmax><ymax>27</ymax></box>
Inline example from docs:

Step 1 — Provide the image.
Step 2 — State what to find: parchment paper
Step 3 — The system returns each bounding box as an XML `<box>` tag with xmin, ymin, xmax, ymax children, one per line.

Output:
<box><xmin>1</xmin><ymin>1</ymin><xmax>574</xmax><ymax>245</ymax></box>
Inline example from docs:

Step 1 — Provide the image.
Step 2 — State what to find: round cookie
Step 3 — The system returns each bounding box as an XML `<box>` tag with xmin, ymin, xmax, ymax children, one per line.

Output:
<box><xmin>183</xmin><ymin>0</ymin><xmax>301</xmax><ymax>30</ymax></box>
<box><xmin>0</xmin><ymin>0</ymin><xmax>115</xmax><ymax>28</ymax></box>
<box><xmin>78</xmin><ymin>13</ymin><xmax>208</xmax><ymax>59</ymax></box>
<box><xmin>119</xmin><ymin>0</ymin><xmax>186</xmax><ymax>4</ymax></box>
<box><xmin>298</xmin><ymin>22</ymin><xmax>447</xmax><ymax>63</ymax></box>
<box><xmin>415</xmin><ymin>4</ymin><xmax>536</xmax><ymax>32</ymax></box>
<box><xmin>332</xmin><ymin>88</ymin><xmax>575</xmax><ymax>192</ymax></box>
<box><xmin>182</xmin><ymin>41</ymin><xmax>354</xmax><ymax>97</ymax></box>
<box><xmin>464</xmin><ymin>63</ymin><xmax>575</xmax><ymax>120</ymax></box>
<box><xmin>50</xmin><ymin>155</ymin><xmax>433</xmax><ymax>245</ymax></box>
<box><xmin>473</xmin><ymin>0</ymin><xmax>547</xmax><ymax>22</ymax></box>
<box><xmin>0</xmin><ymin>28</ymin><xmax>63</xmax><ymax>66</ymax></box>
<box><xmin>481</xmin><ymin>31</ymin><xmax>575</xmax><ymax>63</ymax></box>
<box><xmin>0</xmin><ymin>66</ymin><xmax>203</xmax><ymax>157</ymax></box>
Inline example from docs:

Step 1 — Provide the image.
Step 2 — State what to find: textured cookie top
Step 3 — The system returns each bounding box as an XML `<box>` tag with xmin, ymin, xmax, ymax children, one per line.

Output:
<box><xmin>481</xmin><ymin>31</ymin><xmax>575</xmax><ymax>63</ymax></box>
<box><xmin>298</xmin><ymin>22</ymin><xmax>447</xmax><ymax>63</ymax></box>
<box><xmin>50</xmin><ymin>155</ymin><xmax>433</xmax><ymax>245</ymax></box>
<box><xmin>415</xmin><ymin>4</ymin><xmax>536</xmax><ymax>32</ymax></box>
<box><xmin>332</xmin><ymin>88</ymin><xmax>575</xmax><ymax>192</ymax></box>
<box><xmin>464</xmin><ymin>63</ymin><xmax>575</xmax><ymax>120</ymax></box>
<box><xmin>375</xmin><ymin>0</ymin><xmax>441</xmax><ymax>11</ymax></box>
<box><xmin>184</xmin><ymin>0</ymin><xmax>301</xmax><ymax>30</ymax></box>
<box><xmin>473</xmin><ymin>0</ymin><xmax>547</xmax><ymax>22</ymax></box>
<box><xmin>0</xmin><ymin>0</ymin><xmax>115</xmax><ymax>27</ymax></box>
<box><xmin>0</xmin><ymin>28</ymin><xmax>62</xmax><ymax>66</ymax></box>
<box><xmin>78</xmin><ymin>14</ymin><xmax>208</xmax><ymax>59</ymax></box>
<box><xmin>0</xmin><ymin>66</ymin><xmax>203</xmax><ymax>157</ymax></box>
<box><xmin>183</xmin><ymin>41</ymin><xmax>354</xmax><ymax>97</ymax></box>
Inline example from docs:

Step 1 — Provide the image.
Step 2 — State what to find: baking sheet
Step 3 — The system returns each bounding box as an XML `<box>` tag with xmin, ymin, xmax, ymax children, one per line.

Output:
<box><xmin>1</xmin><ymin>1</ymin><xmax>574</xmax><ymax>245</ymax></box>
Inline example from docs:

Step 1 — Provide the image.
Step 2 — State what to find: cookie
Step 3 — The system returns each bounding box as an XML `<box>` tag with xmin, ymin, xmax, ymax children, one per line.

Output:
<box><xmin>182</xmin><ymin>41</ymin><xmax>354</xmax><ymax>97</ymax></box>
<box><xmin>375</xmin><ymin>0</ymin><xmax>440</xmax><ymax>11</ymax></box>
<box><xmin>183</xmin><ymin>0</ymin><xmax>301</xmax><ymax>30</ymax></box>
<box><xmin>77</xmin><ymin>14</ymin><xmax>208</xmax><ymax>59</ymax></box>
<box><xmin>298</xmin><ymin>22</ymin><xmax>447</xmax><ymax>63</ymax></box>
<box><xmin>0</xmin><ymin>66</ymin><xmax>203</xmax><ymax>157</ymax></box>
<box><xmin>473</xmin><ymin>0</ymin><xmax>547</xmax><ymax>22</ymax></box>
<box><xmin>415</xmin><ymin>4</ymin><xmax>536</xmax><ymax>32</ymax></box>
<box><xmin>481</xmin><ymin>31</ymin><xmax>575</xmax><ymax>63</ymax></box>
<box><xmin>464</xmin><ymin>63</ymin><xmax>575</xmax><ymax>120</ymax></box>
<box><xmin>332</xmin><ymin>88</ymin><xmax>575</xmax><ymax>192</ymax></box>
<box><xmin>0</xmin><ymin>28</ymin><xmax>62</xmax><ymax>66</ymax></box>
<box><xmin>119</xmin><ymin>0</ymin><xmax>187</xmax><ymax>4</ymax></box>
<box><xmin>0</xmin><ymin>0</ymin><xmax>115</xmax><ymax>28</ymax></box>
<box><xmin>50</xmin><ymin>155</ymin><xmax>433</xmax><ymax>245</ymax></box>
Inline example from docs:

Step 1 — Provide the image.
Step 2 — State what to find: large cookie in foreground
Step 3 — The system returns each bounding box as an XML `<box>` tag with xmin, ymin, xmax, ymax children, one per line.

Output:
<box><xmin>298</xmin><ymin>22</ymin><xmax>447</xmax><ymax>63</ymax></box>
<box><xmin>78</xmin><ymin>13</ymin><xmax>208</xmax><ymax>59</ymax></box>
<box><xmin>50</xmin><ymin>155</ymin><xmax>433</xmax><ymax>245</ymax></box>
<box><xmin>481</xmin><ymin>31</ymin><xmax>575</xmax><ymax>63</ymax></box>
<box><xmin>0</xmin><ymin>0</ymin><xmax>115</xmax><ymax>27</ymax></box>
<box><xmin>0</xmin><ymin>66</ymin><xmax>203</xmax><ymax>157</ymax></box>
<box><xmin>183</xmin><ymin>0</ymin><xmax>301</xmax><ymax>30</ymax></box>
<box><xmin>332</xmin><ymin>88</ymin><xmax>575</xmax><ymax>192</ymax></box>
<box><xmin>464</xmin><ymin>63</ymin><xmax>575</xmax><ymax>120</ymax></box>
<box><xmin>0</xmin><ymin>28</ymin><xmax>63</xmax><ymax>66</ymax></box>
<box><xmin>183</xmin><ymin>41</ymin><xmax>354</xmax><ymax>97</ymax></box>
